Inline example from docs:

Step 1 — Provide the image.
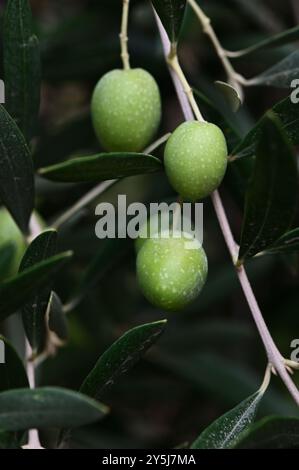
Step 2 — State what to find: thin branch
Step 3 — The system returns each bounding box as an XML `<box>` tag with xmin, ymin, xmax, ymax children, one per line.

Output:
<box><xmin>52</xmin><ymin>180</ymin><xmax>116</xmax><ymax>230</ymax></box>
<box><xmin>120</xmin><ymin>0</ymin><xmax>130</xmax><ymax>70</ymax></box>
<box><xmin>143</xmin><ymin>132</ymin><xmax>171</xmax><ymax>154</ymax></box>
<box><xmin>154</xmin><ymin>9</ymin><xmax>299</xmax><ymax>406</ymax></box>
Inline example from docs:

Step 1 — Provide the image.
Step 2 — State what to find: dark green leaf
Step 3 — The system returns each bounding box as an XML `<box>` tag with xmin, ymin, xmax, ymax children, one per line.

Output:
<box><xmin>248</xmin><ymin>51</ymin><xmax>299</xmax><ymax>88</ymax></box>
<box><xmin>39</xmin><ymin>153</ymin><xmax>162</xmax><ymax>183</ymax></box>
<box><xmin>235</xmin><ymin>416</ymin><xmax>299</xmax><ymax>449</ymax></box>
<box><xmin>19</xmin><ymin>230</ymin><xmax>58</xmax><ymax>354</ymax></box>
<box><xmin>151</xmin><ymin>0</ymin><xmax>186</xmax><ymax>44</ymax></box>
<box><xmin>239</xmin><ymin>113</ymin><xmax>298</xmax><ymax>261</ymax></box>
<box><xmin>0</xmin><ymin>335</ymin><xmax>29</xmax><ymax>392</ymax></box>
<box><xmin>0</xmin><ymin>431</ymin><xmax>20</xmax><ymax>449</ymax></box>
<box><xmin>232</xmin><ymin>95</ymin><xmax>299</xmax><ymax>159</ymax></box>
<box><xmin>230</xmin><ymin>25</ymin><xmax>299</xmax><ymax>57</ymax></box>
<box><xmin>0</xmin><ymin>251</ymin><xmax>72</xmax><ymax>322</ymax></box>
<box><xmin>48</xmin><ymin>292</ymin><xmax>68</xmax><ymax>342</ymax></box>
<box><xmin>191</xmin><ymin>391</ymin><xmax>263</xmax><ymax>449</ymax></box>
<box><xmin>0</xmin><ymin>387</ymin><xmax>108</xmax><ymax>431</ymax></box>
<box><xmin>266</xmin><ymin>228</ymin><xmax>299</xmax><ymax>254</ymax></box>
<box><xmin>80</xmin><ymin>320</ymin><xmax>167</xmax><ymax>399</ymax></box>
<box><xmin>3</xmin><ymin>0</ymin><xmax>41</xmax><ymax>141</ymax></box>
<box><xmin>0</xmin><ymin>105</ymin><xmax>34</xmax><ymax>233</ymax></box>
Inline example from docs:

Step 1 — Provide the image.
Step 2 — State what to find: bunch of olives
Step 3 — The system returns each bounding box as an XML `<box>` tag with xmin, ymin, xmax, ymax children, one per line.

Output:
<box><xmin>91</xmin><ymin>67</ymin><xmax>228</xmax><ymax>311</ymax></box>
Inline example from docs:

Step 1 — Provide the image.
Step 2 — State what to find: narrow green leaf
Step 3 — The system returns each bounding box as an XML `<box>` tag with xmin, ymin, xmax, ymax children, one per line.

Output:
<box><xmin>0</xmin><ymin>335</ymin><xmax>29</xmax><ymax>392</ymax></box>
<box><xmin>0</xmin><ymin>251</ymin><xmax>73</xmax><ymax>322</ymax></box>
<box><xmin>235</xmin><ymin>416</ymin><xmax>299</xmax><ymax>449</ymax></box>
<box><xmin>19</xmin><ymin>230</ymin><xmax>58</xmax><ymax>354</ymax></box>
<box><xmin>0</xmin><ymin>387</ymin><xmax>108</xmax><ymax>431</ymax></box>
<box><xmin>232</xmin><ymin>95</ymin><xmax>299</xmax><ymax>159</ymax></box>
<box><xmin>3</xmin><ymin>0</ymin><xmax>41</xmax><ymax>141</ymax></box>
<box><xmin>48</xmin><ymin>292</ymin><xmax>68</xmax><ymax>342</ymax></box>
<box><xmin>249</xmin><ymin>51</ymin><xmax>299</xmax><ymax>88</ymax></box>
<box><xmin>266</xmin><ymin>228</ymin><xmax>299</xmax><ymax>254</ymax></box>
<box><xmin>0</xmin><ymin>105</ymin><xmax>34</xmax><ymax>233</ymax></box>
<box><xmin>151</xmin><ymin>0</ymin><xmax>186</xmax><ymax>44</ymax></box>
<box><xmin>239</xmin><ymin>113</ymin><xmax>298</xmax><ymax>261</ymax></box>
<box><xmin>39</xmin><ymin>153</ymin><xmax>162</xmax><ymax>183</ymax></box>
<box><xmin>80</xmin><ymin>320</ymin><xmax>167</xmax><ymax>399</ymax></box>
<box><xmin>191</xmin><ymin>391</ymin><xmax>263</xmax><ymax>449</ymax></box>
<box><xmin>230</xmin><ymin>25</ymin><xmax>299</xmax><ymax>57</ymax></box>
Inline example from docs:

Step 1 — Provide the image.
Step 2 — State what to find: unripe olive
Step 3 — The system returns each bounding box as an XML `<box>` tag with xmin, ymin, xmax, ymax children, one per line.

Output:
<box><xmin>136</xmin><ymin>232</ymin><xmax>208</xmax><ymax>311</ymax></box>
<box><xmin>164</xmin><ymin>121</ymin><xmax>228</xmax><ymax>201</ymax></box>
<box><xmin>135</xmin><ymin>210</ymin><xmax>174</xmax><ymax>253</ymax></box>
<box><xmin>91</xmin><ymin>68</ymin><xmax>161</xmax><ymax>152</ymax></box>
<box><xmin>0</xmin><ymin>207</ymin><xmax>26</xmax><ymax>280</ymax></box>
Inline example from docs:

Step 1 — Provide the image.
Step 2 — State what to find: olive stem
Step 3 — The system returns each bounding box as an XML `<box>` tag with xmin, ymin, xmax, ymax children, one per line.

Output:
<box><xmin>187</xmin><ymin>0</ymin><xmax>248</xmax><ymax>99</ymax></box>
<box><xmin>120</xmin><ymin>0</ymin><xmax>130</xmax><ymax>70</ymax></box>
<box><xmin>155</xmin><ymin>9</ymin><xmax>299</xmax><ymax>407</ymax></box>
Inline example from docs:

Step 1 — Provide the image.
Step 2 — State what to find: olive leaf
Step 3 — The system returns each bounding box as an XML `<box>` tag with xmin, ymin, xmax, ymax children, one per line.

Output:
<box><xmin>0</xmin><ymin>387</ymin><xmax>108</xmax><ymax>431</ymax></box>
<box><xmin>234</xmin><ymin>416</ymin><xmax>299</xmax><ymax>449</ymax></box>
<box><xmin>248</xmin><ymin>51</ymin><xmax>299</xmax><ymax>88</ymax></box>
<box><xmin>151</xmin><ymin>0</ymin><xmax>186</xmax><ymax>44</ymax></box>
<box><xmin>265</xmin><ymin>228</ymin><xmax>299</xmax><ymax>255</ymax></box>
<box><xmin>3</xmin><ymin>0</ymin><xmax>41</xmax><ymax>141</ymax></box>
<box><xmin>39</xmin><ymin>153</ymin><xmax>162</xmax><ymax>183</ymax></box>
<box><xmin>238</xmin><ymin>112</ymin><xmax>298</xmax><ymax>261</ymax></box>
<box><xmin>232</xmin><ymin>95</ymin><xmax>299</xmax><ymax>159</ymax></box>
<box><xmin>0</xmin><ymin>105</ymin><xmax>34</xmax><ymax>233</ymax></box>
<box><xmin>80</xmin><ymin>320</ymin><xmax>167</xmax><ymax>399</ymax></box>
<box><xmin>214</xmin><ymin>81</ymin><xmax>242</xmax><ymax>112</ymax></box>
<box><xmin>0</xmin><ymin>251</ymin><xmax>72</xmax><ymax>322</ymax></box>
<box><xmin>19</xmin><ymin>230</ymin><xmax>58</xmax><ymax>355</ymax></box>
<box><xmin>191</xmin><ymin>390</ymin><xmax>264</xmax><ymax>449</ymax></box>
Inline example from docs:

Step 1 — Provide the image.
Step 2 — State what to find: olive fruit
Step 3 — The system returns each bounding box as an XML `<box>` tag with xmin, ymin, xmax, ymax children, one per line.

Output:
<box><xmin>91</xmin><ymin>68</ymin><xmax>161</xmax><ymax>152</ymax></box>
<box><xmin>136</xmin><ymin>232</ymin><xmax>208</xmax><ymax>311</ymax></box>
<box><xmin>135</xmin><ymin>210</ymin><xmax>174</xmax><ymax>253</ymax></box>
<box><xmin>0</xmin><ymin>207</ymin><xmax>26</xmax><ymax>280</ymax></box>
<box><xmin>164</xmin><ymin>121</ymin><xmax>228</xmax><ymax>201</ymax></box>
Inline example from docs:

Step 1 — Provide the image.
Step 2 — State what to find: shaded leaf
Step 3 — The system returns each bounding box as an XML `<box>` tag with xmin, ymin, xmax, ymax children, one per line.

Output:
<box><xmin>80</xmin><ymin>320</ymin><xmax>167</xmax><ymax>399</ymax></box>
<box><xmin>0</xmin><ymin>105</ymin><xmax>34</xmax><ymax>233</ymax></box>
<box><xmin>3</xmin><ymin>0</ymin><xmax>41</xmax><ymax>141</ymax></box>
<box><xmin>0</xmin><ymin>387</ymin><xmax>108</xmax><ymax>431</ymax></box>
<box><xmin>48</xmin><ymin>292</ymin><xmax>68</xmax><ymax>342</ymax></box>
<box><xmin>249</xmin><ymin>51</ymin><xmax>299</xmax><ymax>88</ymax></box>
<box><xmin>0</xmin><ymin>335</ymin><xmax>29</xmax><ymax>392</ymax></box>
<box><xmin>191</xmin><ymin>391</ymin><xmax>263</xmax><ymax>449</ymax></box>
<box><xmin>0</xmin><ymin>431</ymin><xmax>20</xmax><ymax>449</ymax></box>
<box><xmin>39</xmin><ymin>153</ymin><xmax>162</xmax><ymax>183</ymax></box>
<box><xmin>230</xmin><ymin>25</ymin><xmax>299</xmax><ymax>57</ymax></box>
<box><xmin>266</xmin><ymin>228</ymin><xmax>299</xmax><ymax>255</ymax></box>
<box><xmin>235</xmin><ymin>416</ymin><xmax>299</xmax><ymax>449</ymax></box>
<box><xmin>214</xmin><ymin>81</ymin><xmax>242</xmax><ymax>112</ymax></box>
<box><xmin>152</xmin><ymin>0</ymin><xmax>186</xmax><ymax>44</ymax></box>
<box><xmin>0</xmin><ymin>251</ymin><xmax>72</xmax><ymax>322</ymax></box>
<box><xmin>232</xmin><ymin>95</ymin><xmax>299</xmax><ymax>159</ymax></box>
<box><xmin>239</xmin><ymin>113</ymin><xmax>298</xmax><ymax>261</ymax></box>
<box><xmin>19</xmin><ymin>230</ymin><xmax>58</xmax><ymax>354</ymax></box>
<box><xmin>0</xmin><ymin>244</ymin><xmax>16</xmax><ymax>282</ymax></box>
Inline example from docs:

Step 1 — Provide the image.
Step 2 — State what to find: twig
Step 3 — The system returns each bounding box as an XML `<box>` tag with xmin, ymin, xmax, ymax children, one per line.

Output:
<box><xmin>154</xmin><ymin>9</ymin><xmax>299</xmax><ymax>406</ymax></box>
<box><xmin>143</xmin><ymin>132</ymin><xmax>171</xmax><ymax>154</ymax></box>
<box><xmin>52</xmin><ymin>180</ymin><xmax>116</xmax><ymax>230</ymax></box>
<box><xmin>187</xmin><ymin>0</ymin><xmax>247</xmax><ymax>99</ymax></box>
<box><xmin>120</xmin><ymin>0</ymin><xmax>130</xmax><ymax>70</ymax></box>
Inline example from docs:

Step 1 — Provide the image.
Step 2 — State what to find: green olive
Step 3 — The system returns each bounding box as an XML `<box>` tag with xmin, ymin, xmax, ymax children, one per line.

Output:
<box><xmin>91</xmin><ymin>68</ymin><xmax>161</xmax><ymax>152</ymax></box>
<box><xmin>136</xmin><ymin>232</ymin><xmax>208</xmax><ymax>311</ymax></box>
<box><xmin>164</xmin><ymin>121</ymin><xmax>228</xmax><ymax>201</ymax></box>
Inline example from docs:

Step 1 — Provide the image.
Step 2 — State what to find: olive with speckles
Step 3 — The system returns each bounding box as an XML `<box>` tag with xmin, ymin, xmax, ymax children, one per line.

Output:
<box><xmin>91</xmin><ymin>68</ymin><xmax>161</xmax><ymax>152</ymax></box>
<box><xmin>164</xmin><ymin>121</ymin><xmax>228</xmax><ymax>201</ymax></box>
<box><xmin>136</xmin><ymin>231</ymin><xmax>208</xmax><ymax>311</ymax></box>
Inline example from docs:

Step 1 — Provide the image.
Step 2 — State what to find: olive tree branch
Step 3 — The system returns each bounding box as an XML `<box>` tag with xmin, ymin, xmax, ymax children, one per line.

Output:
<box><xmin>120</xmin><ymin>0</ymin><xmax>130</xmax><ymax>70</ymax></box>
<box><xmin>187</xmin><ymin>0</ymin><xmax>248</xmax><ymax>97</ymax></box>
<box><xmin>155</xmin><ymin>11</ymin><xmax>299</xmax><ymax>407</ymax></box>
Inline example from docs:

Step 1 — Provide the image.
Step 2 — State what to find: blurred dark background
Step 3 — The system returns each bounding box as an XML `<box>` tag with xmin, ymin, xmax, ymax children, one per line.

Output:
<box><xmin>1</xmin><ymin>0</ymin><xmax>299</xmax><ymax>449</ymax></box>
